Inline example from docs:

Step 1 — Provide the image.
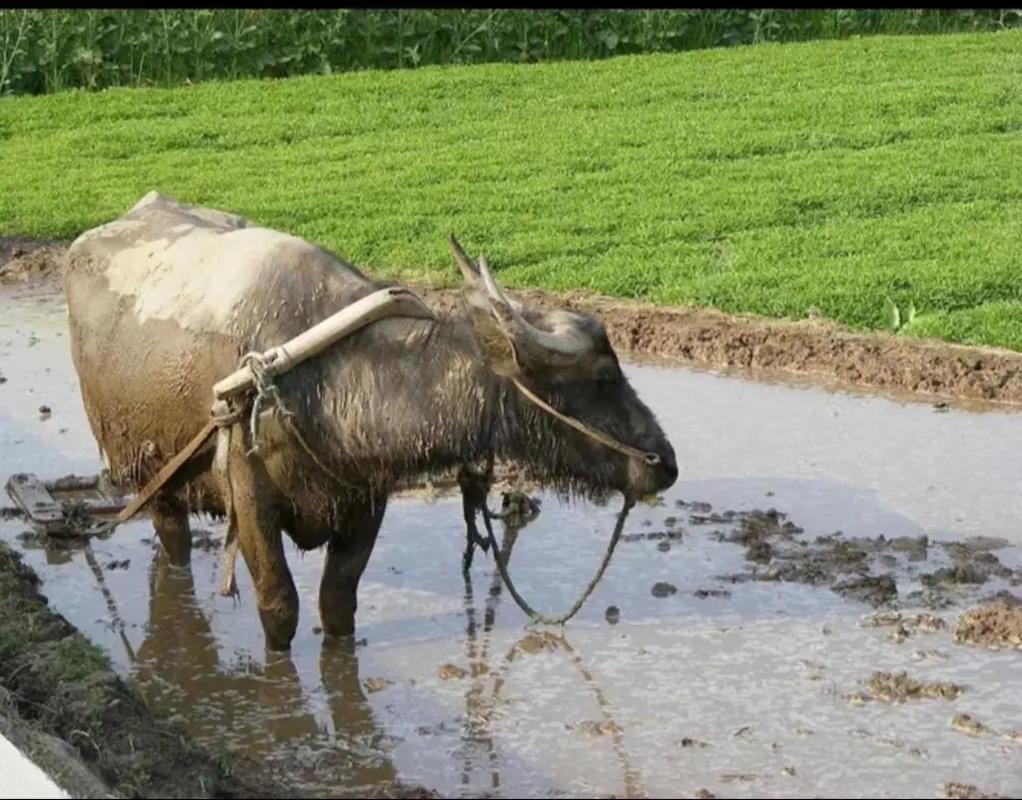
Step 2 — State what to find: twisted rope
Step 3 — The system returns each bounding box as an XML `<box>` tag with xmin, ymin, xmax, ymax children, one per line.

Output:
<box><xmin>239</xmin><ymin>350</ymin><xmax>290</xmax><ymax>456</ymax></box>
<box><xmin>476</xmin><ymin>496</ymin><xmax>633</xmax><ymax>626</ymax></box>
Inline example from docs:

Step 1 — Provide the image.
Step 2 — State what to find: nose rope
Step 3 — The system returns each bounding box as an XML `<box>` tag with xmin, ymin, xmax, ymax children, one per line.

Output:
<box><xmin>480</xmin><ymin>494</ymin><xmax>634</xmax><ymax>626</ymax></box>
<box><xmin>510</xmin><ymin>377</ymin><xmax>661</xmax><ymax>466</ymax></box>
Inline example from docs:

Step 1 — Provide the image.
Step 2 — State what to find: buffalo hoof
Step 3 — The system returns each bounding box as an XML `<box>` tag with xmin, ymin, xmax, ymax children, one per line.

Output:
<box><xmin>321</xmin><ymin>619</ymin><xmax>356</xmax><ymax>640</ymax></box>
<box><xmin>163</xmin><ymin>549</ymin><xmax>192</xmax><ymax>569</ymax></box>
<box><xmin>259</xmin><ymin>607</ymin><xmax>298</xmax><ymax>653</ymax></box>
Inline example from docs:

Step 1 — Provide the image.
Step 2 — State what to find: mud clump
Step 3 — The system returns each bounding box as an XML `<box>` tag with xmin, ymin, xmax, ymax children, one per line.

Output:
<box><xmin>712</xmin><ymin>505</ymin><xmax>1019</xmax><ymax>613</ymax></box>
<box><xmin>724</xmin><ymin>509</ymin><xmax>786</xmax><ymax>564</ymax></box>
<box><xmin>652</xmin><ymin>581</ymin><xmax>678</xmax><ymax>598</ymax></box>
<box><xmin>911</xmin><ymin>648</ymin><xmax>949</xmax><ymax>662</ymax></box>
<box><xmin>759</xmin><ymin>534</ymin><xmax>897</xmax><ymax>607</ymax></box>
<box><xmin>362</xmin><ymin>677</ymin><xmax>393</xmax><ymax>694</ymax></box>
<box><xmin>833</xmin><ymin>574</ymin><xmax>897</xmax><ymax>607</ymax></box>
<box><xmin>572</xmin><ymin>719</ymin><xmax>623</xmax><ymax>737</ymax></box>
<box><xmin>949</xmin><ymin>713</ymin><xmax>986</xmax><ymax>736</ymax></box>
<box><xmin>862</xmin><ymin>611</ymin><xmax>946</xmax><ymax>632</ymax></box>
<box><xmin>954</xmin><ymin>600</ymin><xmax>1022</xmax><ymax>650</ymax></box>
<box><xmin>0</xmin><ymin>237</ymin><xmax>67</xmax><ymax>284</ymax></box>
<box><xmin>863</xmin><ymin>611</ymin><xmax>946</xmax><ymax>642</ymax></box>
<box><xmin>605</xmin><ymin>605</ymin><xmax>621</xmax><ymax>624</ymax></box>
<box><xmin>518</xmin><ymin>630</ymin><xmax>562</xmax><ymax>654</ymax></box>
<box><xmin>888</xmin><ymin>534</ymin><xmax>929</xmax><ymax>561</ymax></box>
<box><xmin>982</xmin><ymin>589</ymin><xmax>1022</xmax><ymax>607</ymax></box>
<box><xmin>921</xmin><ymin>544</ymin><xmax>1014</xmax><ymax>593</ymax></box>
<box><xmin>437</xmin><ymin>663</ymin><xmax>467</xmax><ymax>680</ymax></box>
<box><xmin>693</xmin><ymin>589</ymin><xmax>731</xmax><ymax>599</ymax></box>
<box><xmin>922</xmin><ymin>564</ymin><xmax>991</xmax><ymax>587</ymax></box>
<box><xmin>943</xmin><ymin>782</ymin><xmax>1003</xmax><ymax>799</ymax></box>
<box><xmin>865</xmin><ymin>671</ymin><xmax>965</xmax><ymax>703</ymax></box>
<box><xmin>622</xmin><ymin>529</ymin><xmax>683</xmax><ymax>544</ymax></box>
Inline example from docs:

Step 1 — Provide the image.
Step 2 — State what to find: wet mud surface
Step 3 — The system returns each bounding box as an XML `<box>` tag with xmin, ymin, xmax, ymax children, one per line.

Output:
<box><xmin>0</xmin><ymin>236</ymin><xmax>67</xmax><ymax>285</ymax></box>
<box><xmin>8</xmin><ymin>234</ymin><xmax>1022</xmax><ymax>405</ymax></box>
<box><xmin>955</xmin><ymin>599</ymin><xmax>1022</xmax><ymax>650</ymax></box>
<box><xmin>3</xmin><ymin>282</ymin><xmax>1022</xmax><ymax>798</ymax></box>
<box><xmin>0</xmin><ymin>541</ymin><xmax>298</xmax><ymax>799</ymax></box>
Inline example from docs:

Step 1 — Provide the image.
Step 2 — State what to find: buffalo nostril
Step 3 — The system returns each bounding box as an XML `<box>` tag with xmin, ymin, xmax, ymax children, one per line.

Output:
<box><xmin>661</xmin><ymin>454</ymin><xmax>679</xmax><ymax>483</ymax></box>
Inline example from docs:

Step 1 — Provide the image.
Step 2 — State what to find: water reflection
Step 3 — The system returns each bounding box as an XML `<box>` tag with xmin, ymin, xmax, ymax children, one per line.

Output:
<box><xmin>132</xmin><ymin>549</ymin><xmax>401</xmax><ymax>794</ymax></box>
<box><xmin>458</xmin><ymin>510</ymin><xmax>644</xmax><ymax>799</ymax></box>
<box><xmin>12</xmin><ymin>506</ymin><xmax>641</xmax><ymax>798</ymax></box>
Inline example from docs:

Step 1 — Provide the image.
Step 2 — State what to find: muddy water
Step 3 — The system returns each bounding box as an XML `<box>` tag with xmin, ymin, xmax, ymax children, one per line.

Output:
<box><xmin>2</xmin><ymin>281</ymin><xmax>1022</xmax><ymax>799</ymax></box>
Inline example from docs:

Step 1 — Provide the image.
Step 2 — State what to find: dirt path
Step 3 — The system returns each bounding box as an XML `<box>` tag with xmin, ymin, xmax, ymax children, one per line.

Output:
<box><xmin>7</xmin><ymin>235</ymin><xmax>1022</xmax><ymax>406</ymax></box>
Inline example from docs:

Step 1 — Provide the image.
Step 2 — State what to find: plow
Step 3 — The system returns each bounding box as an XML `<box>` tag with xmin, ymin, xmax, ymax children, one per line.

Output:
<box><xmin>4</xmin><ymin>472</ymin><xmax>129</xmax><ymax>537</ymax></box>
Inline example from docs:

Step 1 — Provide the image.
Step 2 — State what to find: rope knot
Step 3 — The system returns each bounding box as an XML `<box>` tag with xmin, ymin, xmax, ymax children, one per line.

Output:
<box><xmin>211</xmin><ymin>398</ymin><xmax>245</xmax><ymax>428</ymax></box>
<box><xmin>239</xmin><ymin>350</ymin><xmax>293</xmax><ymax>455</ymax></box>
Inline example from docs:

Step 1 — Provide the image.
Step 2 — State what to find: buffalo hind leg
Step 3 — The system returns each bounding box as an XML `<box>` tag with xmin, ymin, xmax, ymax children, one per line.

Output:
<box><xmin>217</xmin><ymin>431</ymin><xmax>299</xmax><ymax>652</ymax></box>
<box><xmin>151</xmin><ymin>494</ymin><xmax>191</xmax><ymax>567</ymax></box>
<box><xmin>319</xmin><ymin>495</ymin><xmax>387</xmax><ymax>640</ymax></box>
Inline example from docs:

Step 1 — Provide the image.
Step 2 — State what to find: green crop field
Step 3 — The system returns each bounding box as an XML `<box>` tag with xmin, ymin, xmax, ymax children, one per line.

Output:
<box><xmin>1</xmin><ymin>31</ymin><xmax>1020</xmax><ymax>349</ymax></box>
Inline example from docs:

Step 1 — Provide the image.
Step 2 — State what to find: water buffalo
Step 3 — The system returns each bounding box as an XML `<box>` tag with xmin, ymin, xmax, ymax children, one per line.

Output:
<box><xmin>63</xmin><ymin>192</ymin><xmax>677</xmax><ymax>651</ymax></box>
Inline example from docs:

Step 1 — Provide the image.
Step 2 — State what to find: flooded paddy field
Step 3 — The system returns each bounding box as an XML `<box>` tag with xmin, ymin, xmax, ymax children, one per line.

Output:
<box><xmin>2</xmin><ymin>280</ymin><xmax>1021</xmax><ymax>799</ymax></box>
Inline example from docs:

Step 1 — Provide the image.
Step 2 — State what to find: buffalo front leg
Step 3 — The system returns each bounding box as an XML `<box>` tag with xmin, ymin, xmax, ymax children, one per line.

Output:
<box><xmin>319</xmin><ymin>494</ymin><xmax>387</xmax><ymax>640</ymax></box>
<box><xmin>457</xmin><ymin>461</ymin><xmax>492</xmax><ymax>572</ymax></box>
<box><xmin>216</xmin><ymin>428</ymin><xmax>299</xmax><ymax>652</ymax></box>
<box><xmin>151</xmin><ymin>493</ymin><xmax>191</xmax><ymax>567</ymax></box>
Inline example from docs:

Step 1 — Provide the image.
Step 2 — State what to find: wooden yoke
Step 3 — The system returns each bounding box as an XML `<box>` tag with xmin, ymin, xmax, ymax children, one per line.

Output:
<box><xmin>213</xmin><ymin>286</ymin><xmax>436</xmax><ymax>400</ymax></box>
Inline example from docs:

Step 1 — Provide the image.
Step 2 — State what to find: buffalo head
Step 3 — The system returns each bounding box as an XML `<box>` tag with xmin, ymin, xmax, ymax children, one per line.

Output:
<box><xmin>449</xmin><ymin>235</ymin><xmax>678</xmax><ymax>502</ymax></box>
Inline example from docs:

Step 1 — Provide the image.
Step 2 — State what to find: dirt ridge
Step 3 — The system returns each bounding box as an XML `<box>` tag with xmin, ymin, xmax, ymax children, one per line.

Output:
<box><xmin>0</xmin><ymin>541</ymin><xmax>298</xmax><ymax>798</ymax></box>
<box><xmin>414</xmin><ymin>284</ymin><xmax>1022</xmax><ymax>407</ymax></box>
<box><xmin>6</xmin><ymin>235</ymin><xmax>1022</xmax><ymax>406</ymax></box>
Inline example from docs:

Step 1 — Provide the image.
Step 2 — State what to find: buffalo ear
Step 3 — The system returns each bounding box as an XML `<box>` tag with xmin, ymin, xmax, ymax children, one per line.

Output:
<box><xmin>451</xmin><ymin>234</ymin><xmax>519</xmax><ymax>376</ymax></box>
<box><xmin>461</xmin><ymin>288</ymin><xmax>520</xmax><ymax>377</ymax></box>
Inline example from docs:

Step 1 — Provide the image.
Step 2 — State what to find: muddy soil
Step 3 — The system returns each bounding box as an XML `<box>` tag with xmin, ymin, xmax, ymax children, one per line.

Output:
<box><xmin>0</xmin><ymin>538</ymin><xmax>437</xmax><ymax>799</ymax></box>
<box><xmin>0</xmin><ymin>541</ymin><xmax>296</xmax><ymax>799</ymax></box>
<box><xmin>862</xmin><ymin>671</ymin><xmax>965</xmax><ymax>703</ymax></box>
<box><xmin>8</xmin><ymin>235</ymin><xmax>1022</xmax><ymax>406</ymax></box>
<box><xmin>413</xmin><ymin>285</ymin><xmax>1022</xmax><ymax>407</ymax></box>
<box><xmin>701</xmin><ymin>504</ymin><xmax>1022</xmax><ymax>611</ymax></box>
<box><xmin>943</xmin><ymin>782</ymin><xmax>1004</xmax><ymax>800</ymax></box>
<box><xmin>954</xmin><ymin>599</ymin><xmax>1022</xmax><ymax>650</ymax></box>
<box><xmin>0</xmin><ymin>236</ymin><xmax>68</xmax><ymax>285</ymax></box>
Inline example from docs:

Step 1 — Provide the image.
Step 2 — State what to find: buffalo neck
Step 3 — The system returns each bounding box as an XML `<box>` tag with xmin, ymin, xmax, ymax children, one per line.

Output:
<box><xmin>313</xmin><ymin>311</ymin><xmax>581</xmax><ymax>492</ymax></box>
<box><xmin>403</xmin><ymin>315</ymin><xmax>580</xmax><ymax>488</ymax></box>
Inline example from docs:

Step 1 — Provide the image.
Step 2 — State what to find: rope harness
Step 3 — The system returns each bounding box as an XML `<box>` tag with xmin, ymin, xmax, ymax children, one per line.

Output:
<box><xmin>99</xmin><ymin>287</ymin><xmax>656</xmax><ymax>625</ymax></box>
<box><xmin>511</xmin><ymin>377</ymin><xmax>660</xmax><ymax>466</ymax></box>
